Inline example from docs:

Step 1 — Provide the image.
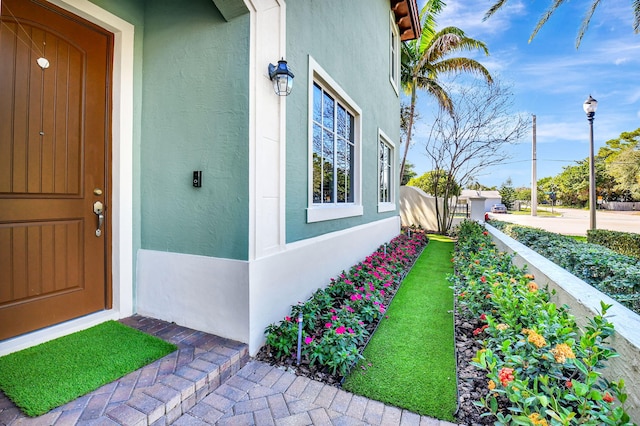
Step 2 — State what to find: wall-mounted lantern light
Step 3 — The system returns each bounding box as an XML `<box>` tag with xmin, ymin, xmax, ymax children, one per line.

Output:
<box><xmin>268</xmin><ymin>59</ymin><xmax>294</xmax><ymax>96</ymax></box>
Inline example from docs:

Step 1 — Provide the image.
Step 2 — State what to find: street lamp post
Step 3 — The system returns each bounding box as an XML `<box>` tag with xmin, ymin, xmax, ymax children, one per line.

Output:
<box><xmin>583</xmin><ymin>95</ymin><xmax>598</xmax><ymax>230</ymax></box>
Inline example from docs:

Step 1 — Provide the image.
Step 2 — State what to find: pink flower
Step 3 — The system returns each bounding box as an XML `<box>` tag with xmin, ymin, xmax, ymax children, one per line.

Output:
<box><xmin>380</xmin><ymin>290</ymin><xmax>385</xmax><ymax>296</ymax></box>
<box><xmin>331</xmin><ymin>315</ymin><xmax>339</xmax><ymax>321</ymax></box>
<box><xmin>350</xmin><ymin>294</ymin><xmax>362</xmax><ymax>301</ymax></box>
<box><xmin>345</xmin><ymin>306</ymin><xmax>354</xmax><ymax>313</ymax></box>
<box><xmin>348</xmin><ymin>328</ymin><xmax>355</xmax><ymax>334</ymax></box>
<box><xmin>383</xmin><ymin>282</ymin><xmax>391</xmax><ymax>287</ymax></box>
<box><xmin>335</xmin><ymin>326</ymin><xmax>346</xmax><ymax>335</ymax></box>
<box><xmin>285</xmin><ymin>316</ymin><xmax>291</xmax><ymax>322</ymax></box>
<box><xmin>325</xmin><ymin>322</ymin><xmax>332</xmax><ymax>328</ymax></box>
<box><xmin>304</xmin><ymin>336</ymin><xmax>314</xmax><ymax>345</ymax></box>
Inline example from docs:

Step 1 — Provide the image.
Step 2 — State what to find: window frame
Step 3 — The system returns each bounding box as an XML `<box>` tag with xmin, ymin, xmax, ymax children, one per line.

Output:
<box><xmin>389</xmin><ymin>11</ymin><xmax>400</xmax><ymax>95</ymax></box>
<box><xmin>307</xmin><ymin>56</ymin><xmax>363</xmax><ymax>223</ymax></box>
<box><xmin>378</xmin><ymin>129</ymin><xmax>396</xmax><ymax>213</ymax></box>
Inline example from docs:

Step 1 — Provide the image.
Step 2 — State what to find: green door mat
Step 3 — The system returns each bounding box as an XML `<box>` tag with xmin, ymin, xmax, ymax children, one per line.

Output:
<box><xmin>0</xmin><ymin>320</ymin><xmax>177</xmax><ymax>417</ymax></box>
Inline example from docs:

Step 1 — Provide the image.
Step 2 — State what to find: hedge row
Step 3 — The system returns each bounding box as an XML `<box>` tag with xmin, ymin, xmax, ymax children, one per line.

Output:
<box><xmin>587</xmin><ymin>229</ymin><xmax>640</xmax><ymax>259</ymax></box>
<box><xmin>489</xmin><ymin>220</ymin><xmax>640</xmax><ymax>314</ymax></box>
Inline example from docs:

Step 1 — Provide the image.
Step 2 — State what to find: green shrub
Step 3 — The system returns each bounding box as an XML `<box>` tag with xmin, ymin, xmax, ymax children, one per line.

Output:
<box><xmin>451</xmin><ymin>220</ymin><xmax>633</xmax><ymax>425</ymax></box>
<box><xmin>588</xmin><ymin>229</ymin><xmax>640</xmax><ymax>259</ymax></box>
<box><xmin>490</xmin><ymin>221</ymin><xmax>640</xmax><ymax>314</ymax></box>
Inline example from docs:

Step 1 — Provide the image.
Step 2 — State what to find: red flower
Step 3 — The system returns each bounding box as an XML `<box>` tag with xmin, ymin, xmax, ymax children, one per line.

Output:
<box><xmin>480</xmin><ymin>276</ymin><xmax>487</xmax><ymax>283</ymax></box>
<box><xmin>483</xmin><ymin>231</ymin><xmax>488</xmax><ymax>236</ymax></box>
<box><xmin>498</xmin><ymin>367</ymin><xmax>515</xmax><ymax>387</ymax></box>
<box><xmin>480</xmin><ymin>313</ymin><xmax>487</xmax><ymax>321</ymax></box>
<box><xmin>566</xmin><ymin>380</ymin><xmax>573</xmax><ymax>388</ymax></box>
<box><xmin>603</xmin><ymin>392</ymin><xmax>614</xmax><ymax>403</ymax></box>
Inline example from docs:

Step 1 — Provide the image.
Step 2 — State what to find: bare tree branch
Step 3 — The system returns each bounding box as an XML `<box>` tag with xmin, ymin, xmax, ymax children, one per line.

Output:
<box><xmin>420</xmin><ymin>78</ymin><xmax>530</xmax><ymax>232</ymax></box>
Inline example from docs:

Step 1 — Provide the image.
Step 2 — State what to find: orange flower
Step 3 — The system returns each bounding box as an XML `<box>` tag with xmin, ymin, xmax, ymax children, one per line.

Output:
<box><xmin>603</xmin><ymin>392</ymin><xmax>614</xmax><ymax>403</ymax></box>
<box><xmin>527</xmin><ymin>330</ymin><xmax>547</xmax><ymax>348</ymax></box>
<box><xmin>488</xmin><ymin>380</ymin><xmax>496</xmax><ymax>390</ymax></box>
<box><xmin>528</xmin><ymin>413</ymin><xmax>548</xmax><ymax>426</ymax></box>
<box><xmin>524</xmin><ymin>273</ymin><xmax>535</xmax><ymax>279</ymax></box>
<box><xmin>528</xmin><ymin>281</ymin><xmax>539</xmax><ymax>292</ymax></box>
<box><xmin>550</xmin><ymin>343</ymin><xmax>576</xmax><ymax>364</ymax></box>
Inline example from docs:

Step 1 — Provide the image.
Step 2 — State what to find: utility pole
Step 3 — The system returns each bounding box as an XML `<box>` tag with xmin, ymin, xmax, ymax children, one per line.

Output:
<box><xmin>531</xmin><ymin>114</ymin><xmax>537</xmax><ymax>216</ymax></box>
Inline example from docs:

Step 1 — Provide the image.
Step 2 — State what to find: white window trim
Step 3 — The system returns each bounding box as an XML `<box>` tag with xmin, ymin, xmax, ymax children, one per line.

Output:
<box><xmin>378</xmin><ymin>128</ymin><xmax>396</xmax><ymax>213</ymax></box>
<box><xmin>307</xmin><ymin>55</ymin><xmax>363</xmax><ymax>223</ymax></box>
<box><xmin>389</xmin><ymin>11</ymin><xmax>400</xmax><ymax>96</ymax></box>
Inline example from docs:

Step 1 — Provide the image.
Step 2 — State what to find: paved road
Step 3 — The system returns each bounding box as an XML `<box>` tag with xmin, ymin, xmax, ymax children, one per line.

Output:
<box><xmin>487</xmin><ymin>207</ymin><xmax>640</xmax><ymax>236</ymax></box>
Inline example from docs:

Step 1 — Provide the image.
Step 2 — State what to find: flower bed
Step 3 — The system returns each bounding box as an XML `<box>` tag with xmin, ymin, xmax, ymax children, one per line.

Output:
<box><xmin>256</xmin><ymin>228</ymin><xmax>428</xmax><ymax>384</ymax></box>
<box><xmin>451</xmin><ymin>220</ymin><xmax>633</xmax><ymax>425</ymax></box>
<box><xmin>489</xmin><ymin>220</ymin><xmax>640</xmax><ymax>314</ymax></box>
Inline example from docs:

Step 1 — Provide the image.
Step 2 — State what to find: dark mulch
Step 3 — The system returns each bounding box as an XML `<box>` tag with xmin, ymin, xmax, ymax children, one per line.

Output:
<box><xmin>454</xmin><ymin>310</ymin><xmax>494</xmax><ymax>425</ymax></box>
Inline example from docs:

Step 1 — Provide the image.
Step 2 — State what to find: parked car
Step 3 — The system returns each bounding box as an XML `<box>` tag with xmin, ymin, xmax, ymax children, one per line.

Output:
<box><xmin>491</xmin><ymin>204</ymin><xmax>507</xmax><ymax>213</ymax></box>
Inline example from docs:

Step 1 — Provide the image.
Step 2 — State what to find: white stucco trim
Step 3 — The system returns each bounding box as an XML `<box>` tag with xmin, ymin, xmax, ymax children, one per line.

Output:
<box><xmin>245</xmin><ymin>0</ymin><xmax>287</xmax><ymax>260</ymax></box>
<box><xmin>377</xmin><ymin>128</ymin><xmax>397</xmax><ymax>213</ymax></box>
<box><xmin>0</xmin><ymin>0</ymin><xmax>135</xmax><ymax>356</ymax></box>
<box><xmin>249</xmin><ymin>216</ymin><xmax>401</xmax><ymax>354</ymax></box>
<box><xmin>389</xmin><ymin>10</ymin><xmax>400</xmax><ymax>96</ymax></box>
<box><xmin>136</xmin><ymin>250</ymin><xmax>250</xmax><ymax>343</ymax></box>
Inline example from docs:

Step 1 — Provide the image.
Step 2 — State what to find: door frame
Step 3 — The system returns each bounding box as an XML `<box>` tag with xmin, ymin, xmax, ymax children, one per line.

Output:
<box><xmin>0</xmin><ymin>0</ymin><xmax>134</xmax><ymax>355</ymax></box>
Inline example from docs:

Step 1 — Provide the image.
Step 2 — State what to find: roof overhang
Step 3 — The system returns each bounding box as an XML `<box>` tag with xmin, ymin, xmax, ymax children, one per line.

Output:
<box><xmin>390</xmin><ymin>0</ymin><xmax>421</xmax><ymax>41</ymax></box>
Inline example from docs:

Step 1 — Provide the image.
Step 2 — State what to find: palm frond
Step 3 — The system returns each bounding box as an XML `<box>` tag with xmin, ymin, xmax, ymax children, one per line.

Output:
<box><xmin>529</xmin><ymin>0</ymin><xmax>569</xmax><ymax>42</ymax></box>
<box><xmin>634</xmin><ymin>0</ymin><xmax>640</xmax><ymax>33</ymax></box>
<box><xmin>415</xmin><ymin>77</ymin><xmax>454</xmax><ymax>114</ymax></box>
<box><xmin>418</xmin><ymin>0</ymin><xmax>446</xmax><ymax>53</ymax></box>
<box><xmin>576</xmin><ymin>0</ymin><xmax>603</xmax><ymax>48</ymax></box>
<box><xmin>483</xmin><ymin>0</ymin><xmax>509</xmax><ymax>21</ymax></box>
<box><xmin>431</xmin><ymin>57</ymin><xmax>493</xmax><ymax>84</ymax></box>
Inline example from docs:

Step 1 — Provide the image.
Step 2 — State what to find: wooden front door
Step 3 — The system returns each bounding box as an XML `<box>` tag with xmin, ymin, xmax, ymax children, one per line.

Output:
<box><xmin>0</xmin><ymin>0</ymin><xmax>113</xmax><ymax>340</ymax></box>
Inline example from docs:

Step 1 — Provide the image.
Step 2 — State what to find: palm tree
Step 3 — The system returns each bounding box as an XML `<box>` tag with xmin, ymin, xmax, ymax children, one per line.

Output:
<box><xmin>485</xmin><ymin>0</ymin><xmax>640</xmax><ymax>48</ymax></box>
<box><xmin>399</xmin><ymin>3</ymin><xmax>493</xmax><ymax>182</ymax></box>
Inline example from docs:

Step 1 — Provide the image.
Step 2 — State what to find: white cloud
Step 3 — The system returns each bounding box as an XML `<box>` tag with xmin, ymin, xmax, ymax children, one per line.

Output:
<box><xmin>435</xmin><ymin>0</ymin><xmax>527</xmax><ymax>40</ymax></box>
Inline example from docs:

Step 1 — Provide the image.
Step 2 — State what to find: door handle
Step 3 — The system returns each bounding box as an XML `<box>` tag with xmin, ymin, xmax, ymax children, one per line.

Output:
<box><xmin>93</xmin><ymin>201</ymin><xmax>104</xmax><ymax>237</ymax></box>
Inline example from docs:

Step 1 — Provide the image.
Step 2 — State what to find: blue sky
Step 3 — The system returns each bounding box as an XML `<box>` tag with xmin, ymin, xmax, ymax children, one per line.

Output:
<box><xmin>408</xmin><ymin>0</ymin><xmax>640</xmax><ymax>188</ymax></box>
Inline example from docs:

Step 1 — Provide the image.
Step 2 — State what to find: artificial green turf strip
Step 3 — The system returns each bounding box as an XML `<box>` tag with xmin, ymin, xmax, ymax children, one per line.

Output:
<box><xmin>0</xmin><ymin>320</ymin><xmax>177</xmax><ymax>417</ymax></box>
<box><xmin>342</xmin><ymin>234</ymin><xmax>457</xmax><ymax>421</ymax></box>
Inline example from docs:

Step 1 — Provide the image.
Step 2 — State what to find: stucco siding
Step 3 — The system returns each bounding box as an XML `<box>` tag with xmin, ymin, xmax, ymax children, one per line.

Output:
<box><xmin>285</xmin><ymin>0</ymin><xmax>401</xmax><ymax>242</ymax></box>
<box><xmin>140</xmin><ymin>0</ymin><xmax>251</xmax><ymax>260</ymax></box>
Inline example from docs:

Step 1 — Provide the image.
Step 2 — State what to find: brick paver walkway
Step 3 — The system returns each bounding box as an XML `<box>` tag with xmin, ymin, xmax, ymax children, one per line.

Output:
<box><xmin>0</xmin><ymin>317</ymin><xmax>458</xmax><ymax>425</ymax></box>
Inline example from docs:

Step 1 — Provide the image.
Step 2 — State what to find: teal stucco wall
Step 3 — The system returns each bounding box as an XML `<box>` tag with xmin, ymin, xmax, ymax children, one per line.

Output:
<box><xmin>89</xmin><ymin>0</ymin><xmax>250</xmax><ymax>260</ymax></box>
<box><xmin>285</xmin><ymin>0</ymin><xmax>401</xmax><ymax>242</ymax></box>
<box><xmin>139</xmin><ymin>0</ymin><xmax>250</xmax><ymax>260</ymax></box>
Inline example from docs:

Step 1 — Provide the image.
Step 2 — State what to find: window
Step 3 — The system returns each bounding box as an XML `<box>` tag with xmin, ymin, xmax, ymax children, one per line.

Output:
<box><xmin>378</xmin><ymin>130</ymin><xmax>396</xmax><ymax>212</ymax></box>
<box><xmin>312</xmin><ymin>83</ymin><xmax>355</xmax><ymax>205</ymax></box>
<box><xmin>307</xmin><ymin>57</ymin><xmax>362</xmax><ymax>223</ymax></box>
<box><xmin>390</xmin><ymin>12</ymin><xmax>400</xmax><ymax>94</ymax></box>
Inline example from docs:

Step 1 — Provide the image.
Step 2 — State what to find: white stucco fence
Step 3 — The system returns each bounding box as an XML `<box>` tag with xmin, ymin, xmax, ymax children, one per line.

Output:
<box><xmin>486</xmin><ymin>223</ymin><xmax>640</xmax><ymax>421</ymax></box>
